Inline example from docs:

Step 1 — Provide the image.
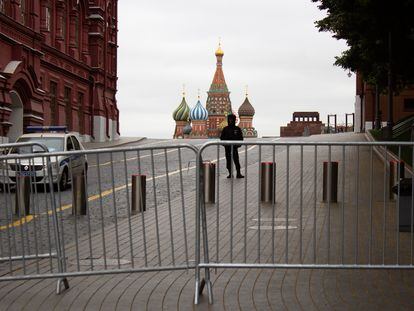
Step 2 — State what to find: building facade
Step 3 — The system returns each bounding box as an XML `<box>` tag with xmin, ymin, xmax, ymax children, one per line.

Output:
<box><xmin>0</xmin><ymin>0</ymin><xmax>119</xmax><ymax>143</ymax></box>
<box><xmin>280</xmin><ymin>112</ymin><xmax>323</xmax><ymax>137</ymax></box>
<box><xmin>355</xmin><ymin>72</ymin><xmax>414</xmax><ymax>132</ymax></box>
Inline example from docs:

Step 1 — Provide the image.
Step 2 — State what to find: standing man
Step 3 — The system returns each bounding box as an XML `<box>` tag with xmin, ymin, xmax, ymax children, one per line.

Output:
<box><xmin>220</xmin><ymin>114</ymin><xmax>244</xmax><ymax>178</ymax></box>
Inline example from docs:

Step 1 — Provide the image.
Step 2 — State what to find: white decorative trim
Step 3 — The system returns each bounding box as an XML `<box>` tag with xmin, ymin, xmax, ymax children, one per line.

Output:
<box><xmin>3</xmin><ymin>61</ymin><xmax>22</xmax><ymax>75</ymax></box>
<box><xmin>23</xmin><ymin>114</ymin><xmax>44</xmax><ymax>121</ymax></box>
<box><xmin>88</xmin><ymin>14</ymin><xmax>104</xmax><ymax>20</ymax></box>
<box><xmin>0</xmin><ymin>106</ymin><xmax>12</xmax><ymax>112</ymax></box>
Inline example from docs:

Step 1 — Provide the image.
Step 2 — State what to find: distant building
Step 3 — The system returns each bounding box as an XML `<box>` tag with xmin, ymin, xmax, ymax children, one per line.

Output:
<box><xmin>0</xmin><ymin>0</ymin><xmax>119</xmax><ymax>143</ymax></box>
<box><xmin>355</xmin><ymin>72</ymin><xmax>414</xmax><ymax>132</ymax></box>
<box><xmin>172</xmin><ymin>43</ymin><xmax>258</xmax><ymax>138</ymax></box>
<box><xmin>280</xmin><ymin>112</ymin><xmax>324</xmax><ymax>137</ymax></box>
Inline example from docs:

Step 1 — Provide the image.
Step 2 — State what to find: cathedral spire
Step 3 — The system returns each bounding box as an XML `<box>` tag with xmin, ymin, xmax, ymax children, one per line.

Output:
<box><xmin>208</xmin><ymin>41</ymin><xmax>229</xmax><ymax>95</ymax></box>
<box><xmin>206</xmin><ymin>41</ymin><xmax>232</xmax><ymax>137</ymax></box>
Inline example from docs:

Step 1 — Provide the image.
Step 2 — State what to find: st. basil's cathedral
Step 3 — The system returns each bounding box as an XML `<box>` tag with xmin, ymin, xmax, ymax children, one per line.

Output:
<box><xmin>172</xmin><ymin>44</ymin><xmax>257</xmax><ymax>139</ymax></box>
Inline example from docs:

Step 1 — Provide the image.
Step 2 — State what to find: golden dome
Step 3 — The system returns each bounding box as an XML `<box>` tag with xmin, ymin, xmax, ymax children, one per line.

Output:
<box><xmin>215</xmin><ymin>47</ymin><xmax>224</xmax><ymax>56</ymax></box>
<box><xmin>215</xmin><ymin>42</ymin><xmax>224</xmax><ymax>56</ymax></box>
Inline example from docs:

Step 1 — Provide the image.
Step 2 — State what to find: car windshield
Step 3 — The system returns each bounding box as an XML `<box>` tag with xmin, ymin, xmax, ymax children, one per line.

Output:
<box><xmin>10</xmin><ymin>137</ymin><xmax>64</xmax><ymax>154</ymax></box>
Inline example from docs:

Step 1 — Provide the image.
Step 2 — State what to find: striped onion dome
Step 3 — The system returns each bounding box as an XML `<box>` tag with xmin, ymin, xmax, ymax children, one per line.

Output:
<box><xmin>238</xmin><ymin>96</ymin><xmax>255</xmax><ymax>116</ymax></box>
<box><xmin>190</xmin><ymin>100</ymin><xmax>208</xmax><ymax>121</ymax></box>
<box><xmin>173</xmin><ymin>97</ymin><xmax>190</xmax><ymax>121</ymax></box>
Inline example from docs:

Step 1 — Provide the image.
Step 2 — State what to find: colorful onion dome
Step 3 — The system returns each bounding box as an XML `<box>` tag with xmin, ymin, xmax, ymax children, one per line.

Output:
<box><xmin>190</xmin><ymin>100</ymin><xmax>208</xmax><ymax>121</ymax></box>
<box><xmin>173</xmin><ymin>97</ymin><xmax>190</xmax><ymax>121</ymax></box>
<box><xmin>238</xmin><ymin>96</ymin><xmax>255</xmax><ymax>116</ymax></box>
<box><xmin>183</xmin><ymin>123</ymin><xmax>192</xmax><ymax>135</ymax></box>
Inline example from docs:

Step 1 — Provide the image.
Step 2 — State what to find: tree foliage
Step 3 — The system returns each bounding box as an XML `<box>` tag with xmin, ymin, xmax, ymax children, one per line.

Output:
<box><xmin>312</xmin><ymin>0</ymin><xmax>414</xmax><ymax>91</ymax></box>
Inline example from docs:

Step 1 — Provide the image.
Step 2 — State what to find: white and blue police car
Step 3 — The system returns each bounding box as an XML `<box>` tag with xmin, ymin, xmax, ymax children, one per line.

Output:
<box><xmin>0</xmin><ymin>126</ymin><xmax>87</xmax><ymax>190</ymax></box>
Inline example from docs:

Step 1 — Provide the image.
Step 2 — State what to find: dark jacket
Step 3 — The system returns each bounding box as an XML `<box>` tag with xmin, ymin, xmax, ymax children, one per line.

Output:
<box><xmin>220</xmin><ymin>125</ymin><xmax>243</xmax><ymax>148</ymax></box>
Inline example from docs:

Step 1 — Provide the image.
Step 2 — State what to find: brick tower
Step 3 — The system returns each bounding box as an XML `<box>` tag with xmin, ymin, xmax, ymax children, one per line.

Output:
<box><xmin>206</xmin><ymin>43</ymin><xmax>232</xmax><ymax>138</ymax></box>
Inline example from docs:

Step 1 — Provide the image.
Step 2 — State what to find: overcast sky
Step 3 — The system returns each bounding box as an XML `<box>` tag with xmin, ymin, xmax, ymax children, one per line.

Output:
<box><xmin>117</xmin><ymin>0</ymin><xmax>355</xmax><ymax>139</ymax></box>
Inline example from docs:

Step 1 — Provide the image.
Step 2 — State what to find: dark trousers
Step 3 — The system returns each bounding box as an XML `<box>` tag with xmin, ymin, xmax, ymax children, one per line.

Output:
<box><xmin>225</xmin><ymin>146</ymin><xmax>241</xmax><ymax>173</ymax></box>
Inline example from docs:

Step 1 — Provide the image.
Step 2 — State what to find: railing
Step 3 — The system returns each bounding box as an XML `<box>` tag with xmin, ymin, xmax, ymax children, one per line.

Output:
<box><xmin>1</xmin><ymin>140</ymin><xmax>414</xmax><ymax>305</ymax></box>
<box><xmin>195</xmin><ymin>140</ymin><xmax>414</xmax><ymax>304</ymax></box>
<box><xmin>0</xmin><ymin>142</ymin><xmax>198</xmax><ymax>294</ymax></box>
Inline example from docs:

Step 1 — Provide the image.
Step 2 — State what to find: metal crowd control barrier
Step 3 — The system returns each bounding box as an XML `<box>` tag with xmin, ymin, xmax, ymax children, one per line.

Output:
<box><xmin>0</xmin><ymin>142</ymin><xmax>199</xmax><ymax>298</ymax></box>
<box><xmin>0</xmin><ymin>141</ymin><xmax>68</xmax><ymax>293</ymax></box>
<box><xmin>195</xmin><ymin>140</ymin><xmax>414</xmax><ymax>305</ymax></box>
<box><xmin>2</xmin><ymin>140</ymin><xmax>414</xmax><ymax>305</ymax></box>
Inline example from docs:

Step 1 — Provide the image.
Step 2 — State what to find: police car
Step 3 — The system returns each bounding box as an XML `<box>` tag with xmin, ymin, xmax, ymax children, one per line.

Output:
<box><xmin>0</xmin><ymin>126</ymin><xmax>87</xmax><ymax>190</ymax></box>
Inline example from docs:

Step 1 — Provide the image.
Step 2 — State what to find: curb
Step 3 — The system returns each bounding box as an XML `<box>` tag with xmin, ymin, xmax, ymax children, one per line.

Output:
<box><xmin>85</xmin><ymin>137</ymin><xmax>147</xmax><ymax>150</ymax></box>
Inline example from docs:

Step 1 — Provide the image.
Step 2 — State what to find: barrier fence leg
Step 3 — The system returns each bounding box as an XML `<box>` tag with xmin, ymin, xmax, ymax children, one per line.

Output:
<box><xmin>194</xmin><ymin>156</ymin><xmax>202</xmax><ymax>305</ymax></box>
<box><xmin>46</xmin><ymin>157</ymin><xmax>69</xmax><ymax>294</ymax></box>
<box><xmin>201</xmin><ymin>188</ymin><xmax>213</xmax><ymax>304</ymax></box>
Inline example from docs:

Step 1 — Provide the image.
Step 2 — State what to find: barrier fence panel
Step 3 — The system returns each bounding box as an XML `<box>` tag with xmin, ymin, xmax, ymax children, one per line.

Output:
<box><xmin>195</xmin><ymin>141</ymin><xmax>414</xmax><ymax>304</ymax></box>
<box><xmin>0</xmin><ymin>143</ymin><xmax>198</xmax><ymax>295</ymax></box>
<box><xmin>2</xmin><ymin>140</ymin><xmax>414</xmax><ymax>304</ymax></box>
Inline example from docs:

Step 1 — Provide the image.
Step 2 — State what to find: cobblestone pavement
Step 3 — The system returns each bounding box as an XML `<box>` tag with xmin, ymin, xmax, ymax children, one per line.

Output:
<box><xmin>1</xmin><ymin>133</ymin><xmax>414</xmax><ymax>310</ymax></box>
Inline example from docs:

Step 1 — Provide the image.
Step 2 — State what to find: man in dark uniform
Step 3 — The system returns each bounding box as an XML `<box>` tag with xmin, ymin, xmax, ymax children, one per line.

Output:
<box><xmin>220</xmin><ymin>114</ymin><xmax>244</xmax><ymax>178</ymax></box>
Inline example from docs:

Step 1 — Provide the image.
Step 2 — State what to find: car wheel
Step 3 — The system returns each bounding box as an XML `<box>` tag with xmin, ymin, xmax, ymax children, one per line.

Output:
<box><xmin>59</xmin><ymin>168</ymin><xmax>68</xmax><ymax>190</ymax></box>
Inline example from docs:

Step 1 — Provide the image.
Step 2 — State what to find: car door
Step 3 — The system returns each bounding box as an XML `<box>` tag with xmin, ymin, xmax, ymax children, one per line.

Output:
<box><xmin>71</xmin><ymin>136</ymin><xmax>84</xmax><ymax>175</ymax></box>
<box><xmin>66</xmin><ymin>136</ymin><xmax>80</xmax><ymax>176</ymax></box>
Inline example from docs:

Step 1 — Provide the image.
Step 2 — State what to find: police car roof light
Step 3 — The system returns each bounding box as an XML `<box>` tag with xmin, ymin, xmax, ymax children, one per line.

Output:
<box><xmin>26</xmin><ymin>126</ymin><xmax>68</xmax><ymax>133</ymax></box>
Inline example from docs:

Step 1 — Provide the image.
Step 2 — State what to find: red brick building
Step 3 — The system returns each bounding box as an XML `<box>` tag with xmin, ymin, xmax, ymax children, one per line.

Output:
<box><xmin>280</xmin><ymin>112</ymin><xmax>324</xmax><ymax>137</ymax></box>
<box><xmin>355</xmin><ymin>73</ymin><xmax>414</xmax><ymax>132</ymax></box>
<box><xmin>0</xmin><ymin>0</ymin><xmax>119</xmax><ymax>143</ymax></box>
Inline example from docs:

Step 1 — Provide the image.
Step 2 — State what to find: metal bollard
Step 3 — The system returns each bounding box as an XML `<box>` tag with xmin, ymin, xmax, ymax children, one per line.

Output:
<box><xmin>323</xmin><ymin>161</ymin><xmax>338</xmax><ymax>203</ymax></box>
<box><xmin>132</xmin><ymin>174</ymin><xmax>146</xmax><ymax>213</ymax></box>
<box><xmin>260</xmin><ymin>162</ymin><xmax>276</xmax><ymax>203</ymax></box>
<box><xmin>72</xmin><ymin>173</ymin><xmax>87</xmax><ymax>215</ymax></box>
<box><xmin>202</xmin><ymin>162</ymin><xmax>215</xmax><ymax>204</ymax></box>
<box><xmin>389</xmin><ymin>160</ymin><xmax>405</xmax><ymax>200</ymax></box>
<box><xmin>15</xmin><ymin>176</ymin><xmax>30</xmax><ymax>215</ymax></box>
